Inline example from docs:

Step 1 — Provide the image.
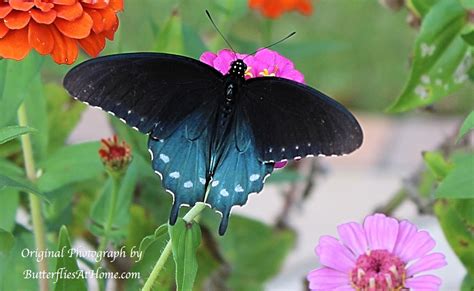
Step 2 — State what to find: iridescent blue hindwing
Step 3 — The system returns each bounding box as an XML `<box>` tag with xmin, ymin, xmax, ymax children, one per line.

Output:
<box><xmin>207</xmin><ymin>111</ymin><xmax>274</xmax><ymax>235</ymax></box>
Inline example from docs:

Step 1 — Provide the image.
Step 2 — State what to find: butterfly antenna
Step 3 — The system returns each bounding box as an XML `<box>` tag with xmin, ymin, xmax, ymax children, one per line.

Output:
<box><xmin>206</xmin><ymin>10</ymin><xmax>237</xmax><ymax>57</ymax></box>
<box><xmin>243</xmin><ymin>32</ymin><xmax>296</xmax><ymax>60</ymax></box>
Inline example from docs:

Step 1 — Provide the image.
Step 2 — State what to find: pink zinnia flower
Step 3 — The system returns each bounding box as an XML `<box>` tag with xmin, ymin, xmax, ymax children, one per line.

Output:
<box><xmin>307</xmin><ymin>213</ymin><xmax>447</xmax><ymax>291</ymax></box>
<box><xmin>200</xmin><ymin>48</ymin><xmax>305</xmax><ymax>169</ymax></box>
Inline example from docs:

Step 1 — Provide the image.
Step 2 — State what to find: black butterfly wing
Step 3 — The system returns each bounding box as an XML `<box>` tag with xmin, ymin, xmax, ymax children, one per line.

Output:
<box><xmin>241</xmin><ymin>77</ymin><xmax>363</xmax><ymax>162</ymax></box>
<box><xmin>63</xmin><ymin>53</ymin><xmax>223</xmax><ymax>139</ymax></box>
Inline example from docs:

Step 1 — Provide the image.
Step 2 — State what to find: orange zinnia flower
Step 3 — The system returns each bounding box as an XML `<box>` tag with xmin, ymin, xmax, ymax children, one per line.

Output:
<box><xmin>0</xmin><ymin>0</ymin><xmax>123</xmax><ymax>64</ymax></box>
<box><xmin>249</xmin><ymin>0</ymin><xmax>313</xmax><ymax>19</ymax></box>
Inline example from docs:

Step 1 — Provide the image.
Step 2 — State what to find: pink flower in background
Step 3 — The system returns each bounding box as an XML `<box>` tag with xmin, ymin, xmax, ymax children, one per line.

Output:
<box><xmin>200</xmin><ymin>48</ymin><xmax>305</xmax><ymax>169</ymax></box>
<box><xmin>307</xmin><ymin>213</ymin><xmax>446</xmax><ymax>291</ymax></box>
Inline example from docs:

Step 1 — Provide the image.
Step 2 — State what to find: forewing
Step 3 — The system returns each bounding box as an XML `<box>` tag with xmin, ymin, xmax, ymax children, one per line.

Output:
<box><xmin>63</xmin><ymin>53</ymin><xmax>223</xmax><ymax>139</ymax></box>
<box><xmin>241</xmin><ymin>77</ymin><xmax>363</xmax><ymax>162</ymax></box>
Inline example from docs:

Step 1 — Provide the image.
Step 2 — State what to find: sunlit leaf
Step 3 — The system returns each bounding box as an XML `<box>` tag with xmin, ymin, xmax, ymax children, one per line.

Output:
<box><xmin>0</xmin><ymin>174</ymin><xmax>49</xmax><ymax>202</ymax></box>
<box><xmin>169</xmin><ymin>218</ymin><xmax>202</xmax><ymax>291</ymax></box>
<box><xmin>54</xmin><ymin>226</ymin><xmax>87</xmax><ymax>291</ymax></box>
<box><xmin>436</xmin><ymin>153</ymin><xmax>474</xmax><ymax>198</ymax></box>
<box><xmin>388</xmin><ymin>0</ymin><xmax>470</xmax><ymax>112</ymax></box>
<box><xmin>37</xmin><ymin>142</ymin><xmax>103</xmax><ymax>193</ymax></box>
<box><xmin>407</xmin><ymin>0</ymin><xmax>439</xmax><ymax>17</ymax></box>
<box><xmin>0</xmin><ymin>53</ymin><xmax>43</xmax><ymax>127</ymax></box>
<box><xmin>0</xmin><ymin>126</ymin><xmax>36</xmax><ymax>145</ymax></box>
<box><xmin>457</xmin><ymin>111</ymin><xmax>474</xmax><ymax>142</ymax></box>
<box><xmin>461</xmin><ymin>273</ymin><xmax>474</xmax><ymax>291</ymax></box>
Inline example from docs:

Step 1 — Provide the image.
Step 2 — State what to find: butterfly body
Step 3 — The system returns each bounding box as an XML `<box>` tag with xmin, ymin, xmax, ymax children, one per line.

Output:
<box><xmin>64</xmin><ymin>53</ymin><xmax>363</xmax><ymax>234</ymax></box>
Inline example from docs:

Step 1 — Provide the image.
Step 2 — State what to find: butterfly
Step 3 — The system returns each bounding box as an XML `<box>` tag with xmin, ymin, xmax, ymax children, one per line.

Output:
<box><xmin>63</xmin><ymin>52</ymin><xmax>363</xmax><ymax>234</ymax></box>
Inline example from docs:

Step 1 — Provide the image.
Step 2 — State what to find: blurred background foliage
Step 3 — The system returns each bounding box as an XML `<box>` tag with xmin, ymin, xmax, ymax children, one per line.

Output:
<box><xmin>0</xmin><ymin>0</ymin><xmax>473</xmax><ymax>290</ymax></box>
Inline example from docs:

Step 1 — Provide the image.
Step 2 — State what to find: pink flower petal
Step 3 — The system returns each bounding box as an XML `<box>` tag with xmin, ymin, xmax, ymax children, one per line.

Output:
<box><xmin>405</xmin><ymin>275</ymin><xmax>442</xmax><ymax>290</ymax></box>
<box><xmin>393</xmin><ymin>220</ymin><xmax>418</xmax><ymax>258</ymax></box>
<box><xmin>307</xmin><ymin>267</ymin><xmax>350</xmax><ymax>290</ymax></box>
<box><xmin>337</xmin><ymin>222</ymin><xmax>368</xmax><ymax>256</ymax></box>
<box><xmin>315</xmin><ymin>236</ymin><xmax>355</xmax><ymax>272</ymax></box>
<box><xmin>363</xmin><ymin>213</ymin><xmax>399</xmax><ymax>252</ymax></box>
<box><xmin>199</xmin><ymin>51</ymin><xmax>217</xmax><ymax>67</ymax></box>
<box><xmin>212</xmin><ymin>49</ymin><xmax>238</xmax><ymax>75</ymax></box>
<box><xmin>274</xmin><ymin>161</ymin><xmax>287</xmax><ymax>169</ymax></box>
<box><xmin>396</xmin><ymin>230</ymin><xmax>436</xmax><ymax>262</ymax></box>
<box><xmin>407</xmin><ymin>253</ymin><xmax>447</xmax><ymax>277</ymax></box>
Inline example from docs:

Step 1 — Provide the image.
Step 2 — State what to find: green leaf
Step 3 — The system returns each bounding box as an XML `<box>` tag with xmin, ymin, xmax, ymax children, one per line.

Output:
<box><xmin>458</xmin><ymin>111</ymin><xmax>474</xmax><ymax>142</ymax></box>
<box><xmin>169</xmin><ymin>218</ymin><xmax>202</xmax><ymax>291</ymax></box>
<box><xmin>435</xmin><ymin>198</ymin><xmax>474</xmax><ymax>275</ymax></box>
<box><xmin>0</xmin><ymin>53</ymin><xmax>43</xmax><ymax>127</ymax></box>
<box><xmin>54</xmin><ymin>226</ymin><xmax>87</xmax><ymax>291</ymax></box>
<box><xmin>37</xmin><ymin>142</ymin><xmax>103</xmax><ymax>193</ymax></box>
<box><xmin>388</xmin><ymin>0</ymin><xmax>470</xmax><ymax>112</ymax></box>
<box><xmin>24</xmin><ymin>75</ymin><xmax>48</xmax><ymax>162</ymax></box>
<box><xmin>461</xmin><ymin>273</ymin><xmax>474</xmax><ymax>291</ymax></box>
<box><xmin>0</xmin><ymin>229</ymin><xmax>38</xmax><ymax>290</ymax></box>
<box><xmin>436</xmin><ymin>153</ymin><xmax>474</xmax><ymax>198</ymax></box>
<box><xmin>89</xmin><ymin>160</ymin><xmax>138</xmax><ymax>239</ymax></box>
<box><xmin>127</xmin><ymin>227</ymin><xmax>174</xmax><ymax>290</ymax></box>
<box><xmin>460</xmin><ymin>0</ymin><xmax>474</xmax><ymax>9</ymax></box>
<box><xmin>0</xmin><ymin>188</ymin><xmax>19</xmax><ymax>232</ymax></box>
<box><xmin>0</xmin><ymin>126</ymin><xmax>36</xmax><ymax>145</ymax></box>
<box><xmin>462</xmin><ymin>30</ymin><xmax>474</xmax><ymax>46</ymax></box>
<box><xmin>0</xmin><ymin>229</ymin><xmax>14</xmax><ymax>257</ymax></box>
<box><xmin>422</xmin><ymin>151</ymin><xmax>453</xmax><ymax>180</ymax></box>
<box><xmin>407</xmin><ymin>0</ymin><xmax>439</xmax><ymax>17</ymax></box>
<box><xmin>203</xmin><ymin>214</ymin><xmax>296</xmax><ymax>290</ymax></box>
<box><xmin>0</xmin><ymin>174</ymin><xmax>49</xmax><ymax>202</ymax></box>
<box><xmin>138</xmin><ymin>224</ymin><xmax>168</xmax><ymax>254</ymax></box>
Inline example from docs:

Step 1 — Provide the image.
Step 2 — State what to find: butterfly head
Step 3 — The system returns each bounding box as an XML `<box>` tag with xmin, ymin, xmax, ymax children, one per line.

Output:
<box><xmin>229</xmin><ymin>59</ymin><xmax>247</xmax><ymax>78</ymax></box>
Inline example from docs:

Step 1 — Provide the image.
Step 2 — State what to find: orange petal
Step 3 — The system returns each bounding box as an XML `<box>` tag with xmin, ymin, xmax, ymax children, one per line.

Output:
<box><xmin>110</xmin><ymin>0</ymin><xmax>124</xmax><ymax>11</ymax></box>
<box><xmin>78</xmin><ymin>32</ymin><xmax>105</xmax><ymax>57</ymax></box>
<box><xmin>85</xmin><ymin>8</ymin><xmax>104</xmax><ymax>33</ymax></box>
<box><xmin>82</xmin><ymin>0</ymin><xmax>109</xmax><ymax>9</ymax></box>
<box><xmin>54</xmin><ymin>11</ymin><xmax>92</xmax><ymax>39</ymax></box>
<box><xmin>104</xmin><ymin>17</ymin><xmax>118</xmax><ymax>40</ymax></box>
<box><xmin>34</xmin><ymin>0</ymin><xmax>54</xmax><ymax>12</ymax></box>
<box><xmin>0</xmin><ymin>28</ymin><xmax>31</xmax><ymax>60</ymax></box>
<box><xmin>56</xmin><ymin>2</ymin><xmax>83</xmax><ymax>20</ymax></box>
<box><xmin>4</xmin><ymin>10</ymin><xmax>31</xmax><ymax>29</ymax></box>
<box><xmin>98</xmin><ymin>7</ymin><xmax>117</xmax><ymax>31</ymax></box>
<box><xmin>31</xmin><ymin>9</ymin><xmax>57</xmax><ymax>24</ymax></box>
<box><xmin>0</xmin><ymin>22</ymin><xmax>9</xmax><ymax>38</ymax></box>
<box><xmin>28</xmin><ymin>21</ymin><xmax>54</xmax><ymax>55</ymax></box>
<box><xmin>9</xmin><ymin>0</ymin><xmax>35</xmax><ymax>11</ymax></box>
<box><xmin>53</xmin><ymin>0</ymin><xmax>76</xmax><ymax>5</ymax></box>
<box><xmin>0</xmin><ymin>4</ymin><xmax>13</xmax><ymax>18</ymax></box>
<box><xmin>50</xmin><ymin>25</ymin><xmax>78</xmax><ymax>64</ymax></box>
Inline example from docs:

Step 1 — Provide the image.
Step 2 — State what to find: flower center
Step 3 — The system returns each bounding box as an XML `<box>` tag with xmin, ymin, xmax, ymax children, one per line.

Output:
<box><xmin>350</xmin><ymin>249</ymin><xmax>406</xmax><ymax>291</ymax></box>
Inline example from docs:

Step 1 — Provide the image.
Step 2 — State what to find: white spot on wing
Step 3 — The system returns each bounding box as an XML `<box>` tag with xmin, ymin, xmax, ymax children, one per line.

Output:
<box><xmin>249</xmin><ymin>174</ymin><xmax>260</xmax><ymax>182</ymax></box>
<box><xmin>159</xmin><ymin>154</ymin><xmax>170</xmax><ymax>163</ymax></box>
<box><xmin>170</xmin><ymin>172</ymin><xmax>180</xmax><ymax>179</ymax></box>
<box><xmin>199</xmin><ymin>177</ymin><xmax>206</xmax><ymax>185</ymax></box>
<box><xmin>220</xmin><ymin>189</ymin><xmax>229</xmax><ymax>197</ymax></box>
<box><xmin>211</xmin><ymin>180</ymin><xmax>219</xmax><ymax>187</ymax></box>
<box><xmin>184</xmin><ymin>181</ymin><xmax>193</xmax><ymax>188</ymax></box>
<box><xmin>234</xmin><ymin>184</ymin><xmax>244</xmax><ymax>192</ymax></box>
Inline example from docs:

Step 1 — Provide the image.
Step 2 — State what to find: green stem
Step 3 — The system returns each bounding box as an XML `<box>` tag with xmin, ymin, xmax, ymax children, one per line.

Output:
<box><xmin>142</xmin><ymin>195</ymin><xmax>208</xmax><ymax>291</ymax></box>
<box><xmin>18</xmin><ymin>103</ymin><xmax>49</xmax><ymax>291</ymax></box>
<box><xmin>95</xmin><ymin>173</ymin><xmax>121</xmax><ymax>291</ymax></box>
<box><xmin>374</xmin><ymin>190</ymin><xmax>408</xmax><ymax>216</ymax></box>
